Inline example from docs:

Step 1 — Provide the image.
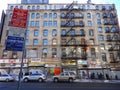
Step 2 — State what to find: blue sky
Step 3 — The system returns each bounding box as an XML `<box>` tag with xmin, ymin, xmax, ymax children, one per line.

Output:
<box><xmin>0</xmin><ymin>0</ymin><xmax>120</xmax><ymax>24</ymax></box>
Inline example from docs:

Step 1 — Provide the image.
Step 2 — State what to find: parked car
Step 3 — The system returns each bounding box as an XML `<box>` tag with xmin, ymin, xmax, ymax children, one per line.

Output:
<box><xmin>0</xmin><ymin>74</ymin><xmax>14</xmax><ymax>82</ymax></box>
<box><xmin>53</xmin><ymin>72</ymin><xmax>76</xmax><ymax>83</ymax></box>
<box><xmin>22</xmin><ymin>73</ymin><xmax>46</xmax><ymax>82</ymax></box>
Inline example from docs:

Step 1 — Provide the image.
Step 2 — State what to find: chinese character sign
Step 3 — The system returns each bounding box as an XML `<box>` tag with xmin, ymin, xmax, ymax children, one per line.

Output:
<box><xmin>10</xmin><ymin>8</ymin><xmax>28</xmax><ymax>28</ymax></box>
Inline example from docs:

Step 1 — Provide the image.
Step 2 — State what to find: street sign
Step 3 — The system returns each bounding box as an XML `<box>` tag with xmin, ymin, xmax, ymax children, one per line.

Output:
<box><xmin>8</xmin><ymin>27</ymin><xmax>25</xmax><ymax>37</ymax></box>
<box><xmin>5</xmin><ymin>36</ymin><xmax>24</xmax><ymax>51</ymax></box>
<box><xmin>10</xmin><ymin>8</ymin><xmax>28</xmax><ymax>28</ymax></box>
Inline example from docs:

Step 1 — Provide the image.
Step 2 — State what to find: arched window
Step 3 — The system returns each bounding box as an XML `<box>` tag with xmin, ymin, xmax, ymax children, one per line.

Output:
<box><xmin>49</xmin><ymin>13</ymin><xmax>52</xmax><ymax>19</ymax></box>
<box><xmin>36</xmin><ymin>6</ymin><xmax>40</xmax><ymax>10</ymax></box>
<box><xmin>80</xmin><ymin>29</ymin><xmax>85</xmax><ymax>35</ymax></box>
<box><xmin>87</xmin><ymin>13</ymin><xmax>91</xmax><ymax>18</ymax></box>
<box><xmin>96</xmin><ymin>13</ymin><xmax>100</xmax><ymax>18</ymax></box>
<box><xmin>44</xmin><ymin>13</ymin><xmax>47</xmax><ymax>18</ymax></box>
<box><xmin>110</xmin><ymin>13</ymin><xmax>114</xmax><ymax>18</ymax></box>
<box><xmin>10</xmin><ymin>6</ymin><xmax>13</xmax><ymax>10</ymax></box>
<box><xmin>53</xmin><ymin>13</ymin><xmax>57</xmax><ymax>18</ymax></box>
<box><xmin>52</xmin><ymin>29</ymin><xmax>57</xmax><ymax>36</ymax></box>
<box><xmin>36</xmin><ymin>13</ymin><xmax>40</xmax><ymax>18</ymax></box>
<box><xmin>42</xmin><ymin>48</ymin><xmax>47</xmax><ymax>57</ymax></box>
<box><xmin>91</xmin><ymin>48</ymin><xmax>96</xmax><ymax>57</ymax></box>
<box><xmin>95</xmin><ymin>6</ymin><xmax>99</xmax><ymax>10</ymax></box>
<box><xmin>27</xmin><ymin>6</ymin><xmax>30</xmax><ymax>10</ymax></box>
<box><xmin>32</xmin><ymin>6</ymin><xmax>35</xmax><ymax>10</ymax></box>
<box><xmin>31</xmin><ymin>13</ymin><xmax>35</xmax><ymax>19</ymax></box>
<box><xmin>52</xmin><ymin>38</ymin><xmax>57</xmax><ymax>45</ymax></box>
<box><xmin>103</xmin><ymin>13</ymin><xmax>107</xmax><ymax>18</ymax></box>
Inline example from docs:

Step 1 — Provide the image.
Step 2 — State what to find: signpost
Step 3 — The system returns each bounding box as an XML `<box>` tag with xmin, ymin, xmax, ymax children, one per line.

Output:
<box><xmin>5</xmin><ymin>8</ymin><xmax>28</xmax><ymax>90</ymax></box>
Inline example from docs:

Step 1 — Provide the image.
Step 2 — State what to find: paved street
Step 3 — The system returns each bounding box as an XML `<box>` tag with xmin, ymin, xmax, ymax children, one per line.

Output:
<box><xmin>0</xmin><ymin>81</ymin><xmax>120</xmax><ymax>90</ymax></box>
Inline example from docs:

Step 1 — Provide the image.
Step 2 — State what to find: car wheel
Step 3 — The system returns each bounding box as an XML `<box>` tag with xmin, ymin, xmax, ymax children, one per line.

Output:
<box><xmin>54</xmin><ymin>78</ymin><xmax>58</xmax><ymax>83</ymax></box>
<box><xmin>24</xmin><ymin>78</ymin><xmax>28</xmax><ymax>82</ymax></box>
<box><xmin>69</xmin><ymin>78</ymin><xmax>73</xmax><ymax>83</ymax></box>
<box><xmin>38</xmin><ymin>78</ymin><xmax>43</xmax><ymax>82</ymax></box>
<box><xmin>6</xmin><ymin>79</ymin><xmax>9</xmax><ymax>82</ymax></box>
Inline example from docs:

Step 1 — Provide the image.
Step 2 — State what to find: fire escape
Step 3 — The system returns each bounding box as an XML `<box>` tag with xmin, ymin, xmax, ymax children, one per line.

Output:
<box><xmin>60</xmin><ymin>2</ymin><xmax>87</xmax><ymax>70</ymax></box>
<box><xmin>103</xmin><ymin>5</ymin><xmax>120</xmax><ymax>70</ymax></box>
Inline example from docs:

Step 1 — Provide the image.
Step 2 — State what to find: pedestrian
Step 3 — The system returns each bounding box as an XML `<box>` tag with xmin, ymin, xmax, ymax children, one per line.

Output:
<box><xmin>115</xmin><ymin>75</ymin><xmax>118</xmax><ymax>80</ymax></box>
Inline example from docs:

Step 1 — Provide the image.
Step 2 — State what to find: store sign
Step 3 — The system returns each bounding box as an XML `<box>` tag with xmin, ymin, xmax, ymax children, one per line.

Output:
<box><xmin>77</xmin><ymin>60</ymin><xmax>87</xmax><ymax>65</ymax></box>
<box><xmin>30</xmin><ymin>58</ymin><xmax>41</xmax><ymax>62</ymax></box>
<box><xmin>29</xmin><ymin>62</ymin><xmax>45</xmax><ymax>66</ymax></box>
<box><xmin>10</xmin><ymin>8</ymin><xmax>28</xmax><ymax>28</ymax></box>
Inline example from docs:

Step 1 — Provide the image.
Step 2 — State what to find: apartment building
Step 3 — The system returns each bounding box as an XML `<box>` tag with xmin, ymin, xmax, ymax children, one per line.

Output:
<box><xmin>0</xmin><ymin>1</ymin><xmax>120</xmax><ymax>78</ymax></box>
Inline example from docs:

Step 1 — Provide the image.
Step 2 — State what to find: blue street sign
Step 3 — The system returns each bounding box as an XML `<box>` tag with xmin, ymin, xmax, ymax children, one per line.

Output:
<box><xmin>5</xmin><ymin>36</ymin><xmax>24</xmax><ymax>51</ymax></box>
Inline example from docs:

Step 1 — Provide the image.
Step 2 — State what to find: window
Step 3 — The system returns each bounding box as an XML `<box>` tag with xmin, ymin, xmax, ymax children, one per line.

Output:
<box><xmin>80</xmin><ymin>13</ymin><xmax>84</xmax><ymax>18</ymax></box>
<box><xmin>27</xmin><ymin>6</ymin><xmax>30</xmax><ymax>10</ymax></box>
<box><xmin>103</xmin><ymin>13</ymin><xmax>107</xmax><ymax>18</ymax></box>
<box><xmin>107</xmin><ymin>35</ymin><xmax>111</xmax><ymax>40</ymax></box>
<box><xmin>44</xmin><ymin>5</ymin><xmax>47</xmax><ymax>10</ymax></box>
<box><xmin>48</xmin><ymin>21</ymin><xmax>52</xmax><ymax>27</ymax></box>
<box><xmin>25</xmin><ymin>39</ymin><xmax>29</xmax><ymax>45</ymax></box>
<box><xmin>53</xmin><ymin>13</ymin><xmax>57</xmax><ymax>18</ymax></box>
<box><xmin>42</xmin><ymin>48</ymin><xmax>47</xmax><ymax>57</ymax></box>
<box><xmin>96</xmin><ymin>13</ymin><xmax>100</xmax><ymax>18</ymax></box>
<box><xmin>49</xmin><ymin>13</ymin><xmax>52</xmax><ymax>19</ymax></box>
<box><xmin>104</xmin><ymin>19</ymin><xmax>108</xmax><ymax>24</ymax></box>
<box><xmin>70</xmin><ymin>29</ymin><xmax>75</xmax><ymax>36</ymax></box>
<box><xmin>43</xmin><ymin>39</ymin><xmax>48</xmax><ymax>45</ymax></box>
<box><xmin>99</xmin><ymin>35</ymin><xmax>104</xmax><ymax>41</ymax></box>
<box><xmin>89</xmin><ymin>29</ymin><xmax>94</xmax><ymax>36</ymax></box>
<box><xmin>111</xmin><ymin>27</ymin><xmax>117</xmax><ymax>32</ymax></box>
<box><xmin>53</xmin><ymin>21</ymin><xmax>57</xmax><ymax>26</ymax></box>
<box><xmin>100</xmin><ymin>44</ymin><xmax>105</xmax><ymax>50</ymax></box>
<box><xmin>87</xmin><ymin>13</ymin><xmax>91</xmax><ymax>18</ymax></box>
<box><xmin>35</xmin><ymin>21</ymin><xmax>40</xmax><ymax>27</ymax></box>
<box><xmin>36</xmin><ymin>6</ymin><xmax>40</xmax><ymax>10</ymax></box>
<box><xmin>88</xmin><ymin>21</ymin><xmax>92</xmax><ymax>26</ymax></box>
<box><xmin>61</xmin><ymin>21</ymin><xmax>65</xmax><ymax>25</ymax></box>
<box><xmin>91</xmin><ymin>48</ymin><xmax>96</xmax><ymax>57</ymax></box>
<box><xmin>102</xmin><ymin>53</ymin><xmax>107</xmax><ymax>61</ymax></box>
<box><xmin>31</xmin><ymin>13</ymin><xmax>35</xmax><ymax>19</ymax></box>
<box><xmin>36</xmin><ymin>13</ymin><xmax>40</xmax><ymax>18</ymax></box>
<box><xmin>43</xmin><ymin>21</ymin><xmax>47</xmax><ymax>27</ymax></box>
<box><xmin>43</xmin><ymin>30</ymin><xmax>48</xmax><ymax>36</ymax></box>
<box><xmin>52</xmin><ymin>48</ymin><xmax>57</xmax><ymax>58</ymax></box>
<box><xmin>52</xmin><ymin>38</ymin><xmax>57</xmax><ymax>45</ymax></box>
<box><xmin>95</xmin><ymin>6</ymin><xmax>99</xmax><ymax>10</ymax></box>
<box><xmin>10</xmin><ymin>6</ymin><xmax>13</xmax><ymax>10</ymax></box>
<box><xmin>105</xmin><ymin>27</ymin><xmax>110</xmax><ymax>33</ymax></box>
<box><xmin>54</xmin><ymin>5</ymin><xmax>56</xmax><ymax>10</ymax></box>
<box><xmin>44</xmin><ymin>13</ymin><xmax>48</xmax><ymax>18</ymax></box>
<box><xmin>2</xmin><ymin>50</ymin><xmax>7</xmax><ymax>58</ymax></box>
<box><xmin>110</xmin><ymin>13</ymin><xmax>114</xmax><ymax>18</ymax></box>
<box><xmin>12</xmin><ymin>51</ymin><xmax>17</xmax><ymax>59</ymax></box>
<box><xmin>80</xmin><ymin>29</ymin><xmax>85</xmax><ymax>35</ymax></box>
<box><xmin>15</xmin><ymin>6</ymin><xmax>18</xmax><ymax>8</ymax></box>
<box><xmin>71</xmin><ymin>13</ymin><xmax>75</xmax><ymax>17</ymax></box>
<box><xmin>97</xmin><ymin>19</ymin><xmax>101</xmax><ymax>24</ymax></box>
<box><xmin>33</xmin><ymin>39</ymin><xmax>38</xmax><ymax>45</ymax></box>
<box><xmin>102</xmin><ymin>6</ymin><xmax>106</xmax><ymax>10</ymax></box>
<box><xmin>62</xmin><ymin>29</ymin><xmax>66</xmax><ymax>35</ymax></box>
<box><xmin>30</xmin><ymin>21</ymin><xmax>35</xmax><ymax>27</ymax></box>
<box><xmin>20</xmin><ymin>6</ymin><xmax>23</xmax><ymax>9</ymax></box>
<box><xmin>52</xmin><ymin>29</ymin><xmax>57</xmax><ymax>36</ymax></box>
<box><xmin>71</xmin><ymin>21</ymin><xmax>75</xmax><ymax>26</ymax></box>
<box><xmin>61</xmin><ymin>13</ymin><xmax>65</xmax><ymax>17</ymax></box>
<box><xmin>98</xmin><ymin>27</ymin><xmax>102</xmax><ymax>33</ymax></box>
<box><xmin>26</xmin><ymin>30</ymin><xmax>29</xmax><ymax>37</ymax></box>
<box><xmin>9</xmin><ymin>13</ymin><xmax>12</xmax><ymax>18</ymax></box>
<box><xmin>79</xmin><ymin>21</ymin><xmax>84</xmax><ymax>26</ymax></box>
<box><xmin>32</xmin><ymin>6</ymin><xmax>35</xmax><ymax>10</ymax></box>
<box><xmin>34</xmin><ymin>29</ymin><xmax>39</xmax><ymax>36</ymax></box>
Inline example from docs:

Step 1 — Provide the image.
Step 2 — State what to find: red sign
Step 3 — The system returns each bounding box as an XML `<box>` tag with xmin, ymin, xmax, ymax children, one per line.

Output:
<box><xmin>10</xmin><ymin>8</ymin><xmax>28</xmax><ymax>28</ymax></box>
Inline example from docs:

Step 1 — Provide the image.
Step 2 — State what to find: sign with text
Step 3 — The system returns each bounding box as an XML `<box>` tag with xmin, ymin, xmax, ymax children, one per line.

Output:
<box><xmin>8</xmin><ymin>27</ymin><xmax>25</xmax><ymax>37</ymax></box>
<box><xmin>5</xmin><ymin>36</ymin><xmax>24</xmax><ymax>51</ymax></box>
<box><xmin>10</xmin><ymin>8</ymin><xmax>28</xmax><ymax>28</ymax></box>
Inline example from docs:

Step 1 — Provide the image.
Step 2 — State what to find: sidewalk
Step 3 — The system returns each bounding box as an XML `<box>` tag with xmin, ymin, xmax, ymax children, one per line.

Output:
<box><xmin>46</xmin><ymin>77</ymin><xmax>120</xmax><ymax>83</ymax></box>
